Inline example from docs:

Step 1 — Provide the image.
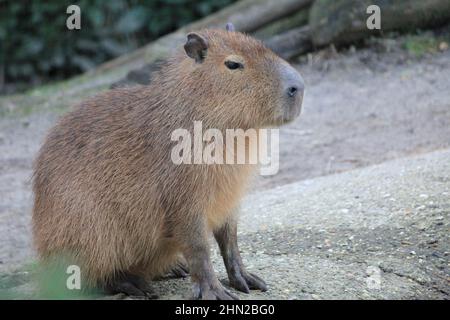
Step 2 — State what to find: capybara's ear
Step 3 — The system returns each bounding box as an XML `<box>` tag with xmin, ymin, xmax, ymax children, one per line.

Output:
<box><xmin>226</xmin><ymin>22</ymin><xmax>235</xmax><ymax>32</ymax></box>
<box><xmin>184</xmin><ymin>33</ymin><xmax>208</xmax><ymax>63</ymax></box>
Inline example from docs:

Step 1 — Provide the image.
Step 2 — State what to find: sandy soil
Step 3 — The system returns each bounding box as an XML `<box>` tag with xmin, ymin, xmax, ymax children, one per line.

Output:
<box><xmin>0</xmin><ymin>38</ymin><xmax>449</xmax><ymax>295</ymax></box>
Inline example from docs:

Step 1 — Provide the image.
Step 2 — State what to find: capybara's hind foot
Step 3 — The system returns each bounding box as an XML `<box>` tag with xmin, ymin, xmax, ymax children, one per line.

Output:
<box><xmin>105</xmin><ymin>273</ymin><xmax>158</xmax><ymax>299</ymax></box>
<box><xmin>167</xmin><ymin>260</ymin><xmax>189</xmax><ymax>279</ymax></box>
<box><xmin>156</xmin><ymin>259</ymin><xmax>189</xmax><ymax>280</ymax></box>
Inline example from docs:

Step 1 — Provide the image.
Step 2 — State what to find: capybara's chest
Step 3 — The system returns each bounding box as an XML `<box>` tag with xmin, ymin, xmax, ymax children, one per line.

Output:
<box><xmin>204</xmin><ymin>165</ymin><xmax>255</xmax><ymax>230</ymax></box>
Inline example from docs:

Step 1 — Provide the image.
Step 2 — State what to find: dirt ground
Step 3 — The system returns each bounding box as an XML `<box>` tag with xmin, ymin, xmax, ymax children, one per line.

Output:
<box><xmin>0</xmin><ymin>35</ymin><xmax>449</xmax><ymax>298</ymax></box>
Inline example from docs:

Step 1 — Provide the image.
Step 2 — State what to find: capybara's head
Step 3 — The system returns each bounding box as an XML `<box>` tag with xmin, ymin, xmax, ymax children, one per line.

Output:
<box><xmin>174</xmin><ymin>24</ymin><xmax>304</xmax><ymax>129</ymax></box>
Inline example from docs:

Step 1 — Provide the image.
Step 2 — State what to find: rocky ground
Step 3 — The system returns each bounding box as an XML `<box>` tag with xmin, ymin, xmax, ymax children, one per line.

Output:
<box><xmin>160</xmin><ymin>149</ymin><xmax>450</xmax><ymax>299</ymax></box>
<box><xmin>0</xmin><ymin>34</ymin><xmax>449</xmax><ymax>299</ymax></box>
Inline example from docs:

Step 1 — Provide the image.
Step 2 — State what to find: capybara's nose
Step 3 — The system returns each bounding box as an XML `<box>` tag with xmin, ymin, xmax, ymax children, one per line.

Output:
<box><xmin>287</xmin><ymin>85</ymin><xmax>299</xmax><ymax>98</ymax></box>
<box><xmin>281</xmin><ymin>65</ymin><xmax>304</xmax><ymax>99</ymax></box>
<box><xmin>286</xmin><ymin>78</ymin><xmax>304</xmax><ymax>98</ymax></box>
<box><xmin>287</xmin><ymin>86</ymin><xmax>297</xmax><ymax>97</ymax></box>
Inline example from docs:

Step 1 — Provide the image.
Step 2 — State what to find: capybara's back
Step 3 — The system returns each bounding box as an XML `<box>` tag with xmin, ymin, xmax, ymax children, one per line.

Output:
<box><xmin>32</xmin><ymin>87</ymin><xmax>178</xmax><ymax>288</ymax></box>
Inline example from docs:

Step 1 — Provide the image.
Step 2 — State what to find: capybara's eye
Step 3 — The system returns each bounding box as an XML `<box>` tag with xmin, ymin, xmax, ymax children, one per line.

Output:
<box><xmin>225</xmin><ymin>60</ymin><xmax>243</xmax><ymax>70</ymax></box>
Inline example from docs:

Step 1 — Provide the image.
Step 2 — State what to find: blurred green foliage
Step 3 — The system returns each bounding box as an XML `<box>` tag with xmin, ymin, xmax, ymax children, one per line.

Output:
<box><xmin>403</xmin><ymin>34</ymin><xmax>443</xmax><ymax>57</ymax></box>
<box><xmin>0</xmin><ymin>0</ymin><xmax>236</xmax><ymax>93</ymax></box>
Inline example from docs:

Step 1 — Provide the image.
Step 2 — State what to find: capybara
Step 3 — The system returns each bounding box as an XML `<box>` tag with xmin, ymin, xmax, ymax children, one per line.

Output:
<box><xmin>32</xmin><ymin>23</ymin><xmax>304</xmax><ymax>299</ymax></box>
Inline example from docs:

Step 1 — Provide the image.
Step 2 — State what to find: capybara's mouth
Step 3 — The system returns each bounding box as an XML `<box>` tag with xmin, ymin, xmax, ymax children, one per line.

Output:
<box><xmin>282</xmin><ymin>97</ymin><xmax>303</xmax><ymax>124</ymax></box>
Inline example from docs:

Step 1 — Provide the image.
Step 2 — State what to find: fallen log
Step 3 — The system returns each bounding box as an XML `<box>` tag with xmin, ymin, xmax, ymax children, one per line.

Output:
<box><xmin>212</xmin><ymin>0</ymin><xmax>313</xmax><ymax>33</ymax></box>
<box><xmin>265</xmin><ymin>26</ymin><xmax>312</xmax><ymax>60</ymax></box>
<box><xmin>253</xmin><ymin>8</ymin><xmax>310</xmax><ymax>39</ymax></box>
<box><xmin>309</xmin><ymin>0</ymin><xmax>450</xmax><ymax>47</ymax></box>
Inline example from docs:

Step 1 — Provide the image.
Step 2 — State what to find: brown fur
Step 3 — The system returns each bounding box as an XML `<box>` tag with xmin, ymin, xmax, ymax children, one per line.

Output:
<box><xmin>32</xmin><ymin>29</ymin><xmax>302</xmax><ymax>293</ymax></box>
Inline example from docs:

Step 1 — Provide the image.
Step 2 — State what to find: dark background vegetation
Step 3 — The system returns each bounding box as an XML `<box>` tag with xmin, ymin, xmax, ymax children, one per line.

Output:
<box><xmin>0</xmin><ymin>0</ymin><xmax>236</xmax><ymax>94</ymax></box>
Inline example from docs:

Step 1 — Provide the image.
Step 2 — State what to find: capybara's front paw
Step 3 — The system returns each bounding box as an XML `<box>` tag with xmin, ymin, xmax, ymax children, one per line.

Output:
<box><xmin>229</xmin><ymin>269</ymin><xmax>267</xmax><ymax>293</ymax></box>
<box><xmin>192</xmin><ymin>280</ymin><xmax>239</xmax><ymax>300</ymax></box>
